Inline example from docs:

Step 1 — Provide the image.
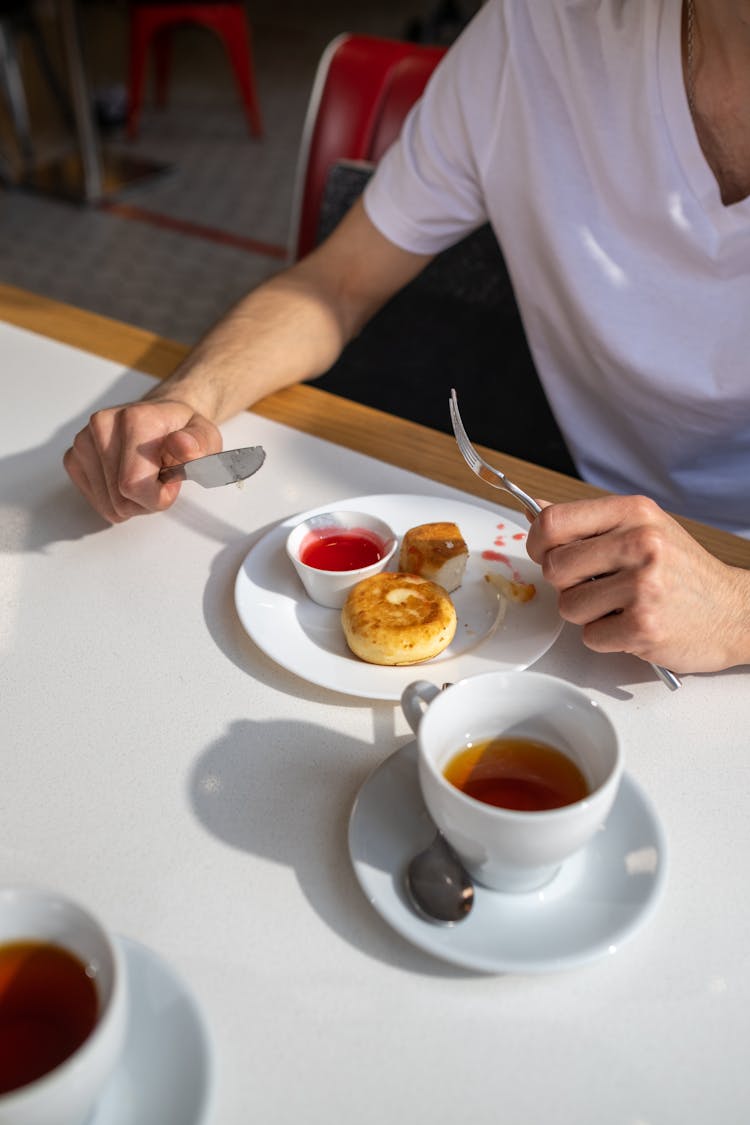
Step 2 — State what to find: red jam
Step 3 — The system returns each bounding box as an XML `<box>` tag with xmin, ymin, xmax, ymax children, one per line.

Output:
<box><xmin>300</xmin><ymin>527</ymin><xmax>386</xmax><ymax>572</ymax></box>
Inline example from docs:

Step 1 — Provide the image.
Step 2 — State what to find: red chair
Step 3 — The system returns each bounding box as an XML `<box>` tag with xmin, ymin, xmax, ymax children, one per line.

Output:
<box><xmin>126</xmin><ymin>2</ymin><xmax>263</xmax><ymax>140</ymax></box>
<box><xmin>290</xmin><ymin>34</ymin><xmax>446</xmax><ymax>261</ymax></box>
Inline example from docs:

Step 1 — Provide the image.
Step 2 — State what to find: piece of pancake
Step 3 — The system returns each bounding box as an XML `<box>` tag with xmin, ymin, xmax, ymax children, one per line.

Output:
<box><xmin>484</xmin><ymin>571</ymin><xmax>537</xmax><ymax>603</ymax></box>
<box><xmin>341</xmin><ymin>572</ymin><xmax>457</xmax><ymax>665</ymax></box>
<box><xmin>399</xmin><ymin>522</ymin><xmax>468</xmax><ymax>592</ymax></box>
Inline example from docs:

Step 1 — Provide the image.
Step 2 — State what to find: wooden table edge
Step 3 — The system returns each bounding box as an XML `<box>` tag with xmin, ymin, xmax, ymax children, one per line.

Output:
<box><xmin>2</xmin><ymin>282</ymin><xmax>747</xmax><ymax>568</ymax></box>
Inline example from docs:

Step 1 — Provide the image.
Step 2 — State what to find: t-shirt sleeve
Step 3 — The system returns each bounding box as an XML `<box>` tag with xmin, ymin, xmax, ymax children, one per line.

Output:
<box><xmin>363</xmin><ymin>0</ymin><xmax>507</xmax><ymax>254</ymax></box>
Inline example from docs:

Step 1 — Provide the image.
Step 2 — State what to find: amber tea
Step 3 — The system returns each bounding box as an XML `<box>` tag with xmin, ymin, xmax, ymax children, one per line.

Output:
<box><xmin>0</xmin><ymin>940</ymin><xmax>99</xmax><ymax>1095</ymax></box>
<box><xmin>443</xmin><ymin>736</ymin><xmax>590</xmax><ymax>812</ymax></box>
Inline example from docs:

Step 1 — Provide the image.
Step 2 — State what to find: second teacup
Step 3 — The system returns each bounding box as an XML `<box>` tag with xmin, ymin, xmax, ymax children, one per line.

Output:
<box><xmin>401</xmin><ymin>671</ymin><xmax>623</xmax><ymax>893</ymax></box>
<box><xmin>0</xmin><ymin>886</ymin><xmax>127</xmax><ymax>1125</ymax></box>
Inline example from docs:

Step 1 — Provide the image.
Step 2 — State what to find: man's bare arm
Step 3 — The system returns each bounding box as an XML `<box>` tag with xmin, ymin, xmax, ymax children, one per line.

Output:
<box><xmin>148</xmin><ymin>198</ymin><xmax>432</xmax><ymax>422</ymax></box>
<box><xmin>64</xmin><ymin>200</ymin><xmax>433</xmax><ymax>522</ymax></box>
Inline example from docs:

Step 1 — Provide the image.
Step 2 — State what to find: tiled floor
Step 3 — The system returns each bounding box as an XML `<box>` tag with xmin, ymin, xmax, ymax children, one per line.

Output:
<box><xmin>0</xmin><ymin>0</ymin><xmax>425</xmax><ymax>344</ymax></box>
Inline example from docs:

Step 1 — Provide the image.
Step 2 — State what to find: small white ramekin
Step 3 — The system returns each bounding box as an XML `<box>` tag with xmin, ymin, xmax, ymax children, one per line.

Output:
<box><xmin>286</xmin><ymin>509</ymin><xmax>397</xmax><ymax>609</ymax></box>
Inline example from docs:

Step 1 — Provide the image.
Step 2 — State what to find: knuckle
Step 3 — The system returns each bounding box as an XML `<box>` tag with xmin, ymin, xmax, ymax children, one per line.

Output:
<box><xmin>540</xmin><ymin>549</ymin><xmax>563</xmax><ymax>586</ymax></box>
<box><xmin>125</xmin><ymin>401</ymin><xmax>153</xmax><ymax>422</ymax></box>
<box><xmin>117</xmin><ymin>470</ymin><xmax>147</xmax><ymax>503</ymax></box>
<box><xmin>557</xmin><ymin>588</ymin><xmax>582</xmax><ymax>622</ymax></box>
<box><xmin>89</xmin><ymin>408</ymin><xmax>113</xmax><ymax>438</ymax></box>
<box><xmin>71</xmin><ymin>428</ymin><xmax>90</xmax><ymax>455</ymax></box>
<box><xmin>110</xmin><ymin>491</ymin><xmax>143</xmax><ymax>520</ymax></box>
<box><xmin>625</xmin><ymin>606</ymin><xmax>664</xmax><ymax>653</ymax></box>
<box><xmin>627</xmin><ymin>524</ymin><xmax>666</xmax><ymax>567</ymax></box>
<box><xmin>535</xmin><ymin>504</ymin><xmax>561</xmax><ymax>542</ymax></box>
<box><xmin>631</xmin><ymin>494</ymin><xmax>660</xmax><ymax>521</ymax></box>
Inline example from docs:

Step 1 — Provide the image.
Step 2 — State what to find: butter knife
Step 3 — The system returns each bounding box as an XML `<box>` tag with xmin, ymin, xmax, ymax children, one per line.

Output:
<box><xmin>159</xmin><ymin>446</ymin><xmax>266</xmax><ymax>488</ymax></box>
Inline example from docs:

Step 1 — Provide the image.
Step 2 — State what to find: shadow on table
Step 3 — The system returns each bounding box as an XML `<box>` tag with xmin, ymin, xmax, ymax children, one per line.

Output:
<box><xmin>0</xmin><ymin>371</ymin><xmax>152</xmax><ymax>554</ymax></box>
<box><xmin>187</xmin><ymin>717</ymin><xmax>481</xmax><ymax>979</ymax></box>
<box><xmin>0</xmin><ymin>409</ymin><xmax>121</xmax><ymax>555</ymax></box>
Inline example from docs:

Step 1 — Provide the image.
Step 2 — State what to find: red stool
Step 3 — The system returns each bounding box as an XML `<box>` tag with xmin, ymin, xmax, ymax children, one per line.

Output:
<box><xmin>126</xmin><ymin>3</ymin><xmax>263</xmax><ymax>140</ymax></box>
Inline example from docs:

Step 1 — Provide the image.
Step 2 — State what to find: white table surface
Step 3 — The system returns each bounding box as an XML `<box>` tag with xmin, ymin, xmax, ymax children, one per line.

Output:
<box><xmin>2</xmin><ymin>322</ymin><xmax>749</xmax><ymax>1124</ymax></box>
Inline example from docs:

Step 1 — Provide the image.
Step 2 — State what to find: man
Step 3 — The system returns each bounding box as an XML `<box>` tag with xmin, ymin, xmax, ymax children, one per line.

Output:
<box><xmin>64</xmin><ymin>0</ymin><xmax>750</xmax><ymax>673</ymax></box>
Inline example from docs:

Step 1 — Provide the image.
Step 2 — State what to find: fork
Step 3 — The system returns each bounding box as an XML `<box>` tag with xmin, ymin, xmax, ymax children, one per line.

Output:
<box><xmin>449</xmin><ymin>389</ymin><xmax>682</xmax><ymax>692</ymax></box>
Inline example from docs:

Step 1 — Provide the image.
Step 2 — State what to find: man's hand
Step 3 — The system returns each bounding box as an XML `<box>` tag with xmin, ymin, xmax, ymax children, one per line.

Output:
<box><xmin>525</xmin><ymin>495</ymin><xmax>750</xmax><ymax>673</ymax></box>
<box><xmin>63</xmin><ymin>398</ymin><xmax>222</xmax><ymax>523</ymax></box>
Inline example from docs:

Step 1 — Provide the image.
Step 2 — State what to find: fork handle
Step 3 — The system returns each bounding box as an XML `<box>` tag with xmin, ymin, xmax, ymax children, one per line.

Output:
<box><xmin>507</xmin><ymin>482</ymin><xmax>542</xmax><ymax>518</ymax></box>
<box><xmin>650</xmin><ymin>664</ymin><xmax>682</xmax><ymax>690</ymax></box>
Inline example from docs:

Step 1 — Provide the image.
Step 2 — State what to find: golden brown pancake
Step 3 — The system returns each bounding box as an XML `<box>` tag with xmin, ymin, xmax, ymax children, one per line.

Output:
<box><xmin>341</xmin><ymin>572</ymin><xmax>457</xmax><ymax>665</ymax></box>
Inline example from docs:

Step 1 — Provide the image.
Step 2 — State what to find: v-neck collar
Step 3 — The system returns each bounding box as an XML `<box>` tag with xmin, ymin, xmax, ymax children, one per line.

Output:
<box><xmin>657</xmin><ymin>0</ymin><xmax>750</xmax><ymax>228</ymax></box>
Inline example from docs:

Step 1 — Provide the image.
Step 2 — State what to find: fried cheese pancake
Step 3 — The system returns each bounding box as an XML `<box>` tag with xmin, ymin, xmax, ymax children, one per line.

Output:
<box><xmin>341</xmin><ymin>572</ymin><xmax>457</xmax><ymax>665</ymax></box>
<box><xmin>399</xmin><ymin>522</ymin><xmax>468</xmax><ymax>593</ymax></box>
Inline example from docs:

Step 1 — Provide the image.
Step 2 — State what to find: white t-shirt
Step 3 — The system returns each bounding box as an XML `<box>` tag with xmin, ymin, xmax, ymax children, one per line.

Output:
<box><xmin>363</xmin><ymin>0</ymin><xmax>750</xmax><ymax>535</ymax></box>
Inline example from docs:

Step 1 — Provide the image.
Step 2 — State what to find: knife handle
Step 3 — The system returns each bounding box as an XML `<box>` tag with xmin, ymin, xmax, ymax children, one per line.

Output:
<box><xmin>158</xmin><ymin>464</ymin><xmax>188</xmax><ymax>484</ymax></box>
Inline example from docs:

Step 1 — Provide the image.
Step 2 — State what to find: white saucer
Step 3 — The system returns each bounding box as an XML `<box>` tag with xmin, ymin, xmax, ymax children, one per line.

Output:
<box><xmin>234</xmin><ymin>493</ymin><xmax>562</xmax><ymax>700</ymax></box>
<box><xmin>90</xmin><ymin>936</ymin><xmax>214</xmax><ymax>1125</ymax></box>
<box><xmin>348</xmin><ymin>742</ymin><xmax>667</xmax><ymax>974</ymax></box>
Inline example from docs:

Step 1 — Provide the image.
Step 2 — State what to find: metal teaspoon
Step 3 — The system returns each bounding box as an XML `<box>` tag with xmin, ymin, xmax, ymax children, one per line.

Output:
<box><xmin>404</xmin><ymin>830</ymin><xmax>475</xmax><ymax>925</ymax></box>
<box><xmin>404</xmin><ymin>683</ymin><xmax>475</xmax><ymax>925</ymax></box>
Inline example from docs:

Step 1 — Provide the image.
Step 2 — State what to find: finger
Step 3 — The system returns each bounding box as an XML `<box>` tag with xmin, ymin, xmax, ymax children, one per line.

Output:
<box><xmin>116</xmin><ymin>406</ymin><xmax>187</xmax><ymax>512</ymax></box>
<box><xmin>87</xmin><ymin>409</ymin><xmax>148</xmax><ymax>520</ymax></box>
<box><xmin>580</xmin><ymin>612</ymin><xmax>636</xmax><ymax>655</ymax></box>
<box><xmin>63</xmin><ymin>444</ymin><xmax>118</xmax><ymax>523</ymax></box>
<box><xmin>530</xmin><ymin>495</ymin><xmax>660</xmax><ymax>554</ymax></box>
<box><xmin>161</xmin><ymin>414</ymin><xmax>222</xmax><ymax>467</ymax></box>
<box><xmin>580</xmin><ymin>604</ymin><xmax>664</xmax><ymax>658</ymax></box>
<box><xmin>544</xmin><ymin>519</ymin><xmax>665</xmax><ymax>592</ymax></box>
<box><xmin>65</xmin><ymin>428</ymin><xmax>131</xmax><ymax>523</ymax></box>
<box><xmin>557</xmin><ymin>571</ymin><xmax>631</xmax><ymax>625</ymax></box>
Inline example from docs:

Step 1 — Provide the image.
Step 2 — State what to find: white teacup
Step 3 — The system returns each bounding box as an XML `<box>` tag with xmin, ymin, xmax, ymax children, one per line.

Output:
<box><xmin>401</xmin><ymin>672</ymin><xmax>623</xmax><ymax>893</ymax></box>
<box><xmin>0</xmin><ymin>887</ymin><xmax>127</xmax><ymax>1125</ymax></box>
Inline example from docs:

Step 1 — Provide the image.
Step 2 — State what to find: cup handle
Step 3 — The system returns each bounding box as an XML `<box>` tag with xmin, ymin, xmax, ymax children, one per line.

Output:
<box><xmin>401</xmin><ymin>680</ymin><xmax>442</xmax><ymax>734</ymax></box>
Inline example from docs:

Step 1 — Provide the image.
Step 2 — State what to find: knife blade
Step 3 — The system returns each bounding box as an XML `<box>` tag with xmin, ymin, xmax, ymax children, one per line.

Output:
<box><xmin>159</xmin><ymin>446</ymin><xmax>266</xmax><ymax>488</ymax></box>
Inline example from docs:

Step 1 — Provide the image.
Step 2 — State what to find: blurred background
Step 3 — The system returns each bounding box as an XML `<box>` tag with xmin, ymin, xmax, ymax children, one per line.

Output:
<box><xmin>0</xmin><ymin>0</ymin><xmax>476</xmax><ymax>345</ymax></box>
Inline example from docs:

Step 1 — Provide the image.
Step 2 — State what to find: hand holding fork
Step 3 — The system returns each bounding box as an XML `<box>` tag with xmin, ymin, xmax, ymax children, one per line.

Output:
<box><xmin>449</xmin><ymin>389</ymin><xmax>682</xmax><ymax>691</ymax></box>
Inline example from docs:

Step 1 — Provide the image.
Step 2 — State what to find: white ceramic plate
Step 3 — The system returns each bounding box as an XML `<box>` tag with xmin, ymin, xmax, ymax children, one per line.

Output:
<box><xmin>349</xmin><ymin>741</ymin><xmax>667</xmax><ymax>973</ymax></box>
<box><xmin>234</xmin><ymin>493</ymin><xmax>562</xmax><ymax>701</ymax></box>
<box><xmin>91</xmin><ymin>937</ymin><xmax>213</xmax><ymax>1125</ymax></box>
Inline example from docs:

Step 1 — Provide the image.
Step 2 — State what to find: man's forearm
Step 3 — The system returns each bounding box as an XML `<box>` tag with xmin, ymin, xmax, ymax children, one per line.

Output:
<box><xmin>142</xmin><ymin>198</ymin><xmax>433</xmax><ymax>426</ymax></box>
<box><xmin>144</xmin><ymin>264</ymin><xmax>351</xmax><ymax>424</ymax></box>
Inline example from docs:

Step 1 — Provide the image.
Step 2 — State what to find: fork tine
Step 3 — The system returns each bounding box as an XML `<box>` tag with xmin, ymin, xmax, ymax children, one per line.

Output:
<box><xmin>449</xmin><ymin>389</ymin><xmax>480</xmax><ymax>469</ymax></box>
<box><xmin>449</xmin><ymin>388</ymin><xmax>541</xmax><ymax>517</ymax></box>
<box><xmin>450</xmin><ymin>388</ymin><xmax>502</xmax><ymax>479</ymax></box>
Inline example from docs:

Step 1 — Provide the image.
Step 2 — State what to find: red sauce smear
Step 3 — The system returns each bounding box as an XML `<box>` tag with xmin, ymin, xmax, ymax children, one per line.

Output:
<box><xmin>481</xmin><ymin>548</ymin><xmax>525</xmax><ymax>582</ymax></box>
<box><xmin>300</xmin><ymin>528</ymin><xmax>385</xmax><ymax>572</ymax></box>
<box><xmin>482</xmin><ymin>549</ymin><xmax>511</xmax><ymax>567</ymax></box>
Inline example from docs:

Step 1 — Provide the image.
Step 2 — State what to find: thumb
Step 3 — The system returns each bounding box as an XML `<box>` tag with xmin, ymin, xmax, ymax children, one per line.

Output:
<box><xmin>162</xmin><ymin>414</ymin><xmax>222</xmax><ymax>466</ymax></box>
